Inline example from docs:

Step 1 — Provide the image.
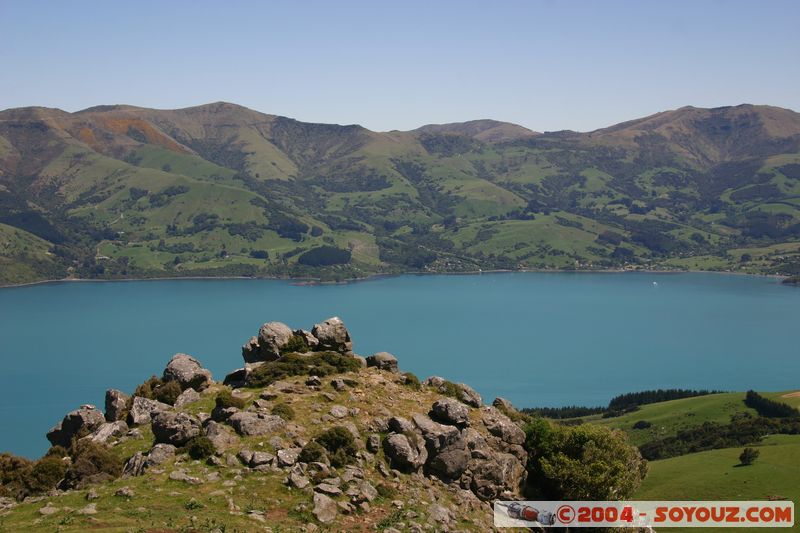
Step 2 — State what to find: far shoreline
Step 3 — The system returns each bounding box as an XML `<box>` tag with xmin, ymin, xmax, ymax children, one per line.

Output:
<box><xmin>0</xmin><ymin>266</ymin><xmax>791</xmax><ymax>290</ymax></box>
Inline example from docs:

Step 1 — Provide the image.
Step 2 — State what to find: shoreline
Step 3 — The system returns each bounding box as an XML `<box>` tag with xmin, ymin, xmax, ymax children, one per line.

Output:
<box><xmin>0</xmin><ymin>266</ymin><xmax>790</xmax><ymax>290</ymax></box>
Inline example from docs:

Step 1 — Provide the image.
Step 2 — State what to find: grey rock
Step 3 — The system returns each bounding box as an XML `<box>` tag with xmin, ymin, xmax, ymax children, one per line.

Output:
<box><xmin>211</xmin><ymin>405</ymin><xmax>240</xmax><ymax>423</ymax></box>
<box><xmin>423</xmin><ymin>376</ymin><xmax>482</xmax><ymax>407</ymax></box>
<box><xmin>226</xmin><ymin>411</ymin><xmax>285</xmax><ymax>436</ymax></box>
<box><xmin>359</xmin><ymin>480</ymin><xmax>378</xmax><ymax>502</ymax></box>
<box><xmin>250</xmin><ymin>451</ymin><xmax>275</xmax><ymax>467</ymax></box>
<box><xmin>246</xmin><ymin>321</ymin><xmax>294</xmax><ymax>362</ymax></box>
<box><xmin>169</xmin><ymin>470</ymin><xmax>202</xmax><ymax>484</ymax></box>
<box><xmin>104</xmin><ymin>389</ymin><xmax>129</xmax><ymax>422</ymax></box>
<box><xmin>411</xmin><ymin>414</ymin><xmax>460</xmax><ymax>452</ymax></box>
<box><xmin>151</xmin><ymin>411</ymin><xmax>202</xmax><ymax>446</ymax></box>
<box><xmin>427</xmin><ymin>440</ymin><xmax>471</xmax><ymax>481</ymax></box>
<box><xmin>294</xmin><ymin>329</ymin><xmax>320</xmax><ymax>350</ymax></box>
<box><xmin>430</xmin><ymin>399</ymin><xmax>470</xmax><ymax>427</ymax></box>
<box><xmin>163</xmin><ymin>353</ymin><xmax>213</xmax><ymax>391</ymax></box>
<box><xmin>47</xmin><ymin>406</ymin><xmax>106</xmax><ymax>448</ymax></box>
<box><xmin>174</xmin><ymin>387</ymin><xmax>201</xmax><ymax>408</ymax></box>
<box><xmin>311</xmin><ymin>317</ymin><xmax>353</xmax><ymax>353</ymax></box>
<box><xmin>428</xmin><ymin>503</ymin><xmax>452</xmax><ymax>524</ymax></box>
<box><xmin>469</xmin><ymin>452</ymin><xmax>526</xmax><ymax>501</ymax></box>
<box><xmin>122</xmin><ymin>444</ymin><xmax>175</xmax><ymax>477</ymax></box>
<box><xmin>277</xmin><ymin>448</ymin><xmax>300</xmax><ymax>467</ymax></box>
<box><xmin>204</xmin><ymin>421</ymin><xmax>239</xmax><ymax>453</ymax></box>
<box><xmin>288</xmin><ymin>470</ymin><xmax>310</xmax><ymax>489</ymax></box>
<box><xmin>306</xmin><ymin>375</ymin><xmax>322</xmax><ymax>387</ymax></box>
<box><xmin>330</xmin><ymin>377</ymin><xmax>346</xmax><ymax>391</ymax></box>
<box><xmin>480</xmin><ymin>407</ymin><xmax>525</xmax><ymax>445</ymax></box>
<box><xmin>314</xmin><ymin>483</ymin><xmax>342</xmax><ymax>495</ymax></box>
<box><xmin>237</xmin><ymin>449</ymin><xmax>254</xmax><ymax>465</ymax></box>
<box><xmin>122</xmin><ymin>452</ymin><xmax>146</xmax><ymax>477</ymax></box>
<box><xmin>241</xmin><ymin>336</ymin><xmax>260</xmax><ymax>364</ymax></box>
<box><xmin>329</xmin><ymin>405</ymin><xmax>348</xmax><ymax>418</ymax></box>
<box><xmin>89</xmin><ymin>420</ymin><xmax>128</xmax><ymax>444</ymax></box>
<box><xmin>382</xmin><ymin>433</ymin><xmax>427</xmax><ymax>472</ymax></box>
<box><xmin>127</xmin><ymin>396</ymin><xmax>170</xmax><ymax>426</ymax></box>
<box><xmin>114</xmin><ymin>486</ymin><xmax>134</xmax><ymax>498</ymax></box>
<box><xmin>366</xmin><ymin>434</ymin><xmax>381</xmax><ymax>453</ymax></box>
<box><xmin>147</xmin><ymin>443</ymin><xmax>177</xmax><ymax>466</ymax></box>
<box><xmin>492</xmin><ymin>397</ymin><xmax>516</xmax><ymax>413</ymax></box>
<box><xmin>366</xmin><ymin>351</ymin><xmax>398</xmax><ymax>372</ymax></box>
<box><xmin>313</xmin><ymin>492</ymin><xmax>337</xmax><ymax>523</ymax></box>
<box><xmin>388</xmin><ymin>416</ymin><xmax>414</xmax><ymax>434</ymax></box>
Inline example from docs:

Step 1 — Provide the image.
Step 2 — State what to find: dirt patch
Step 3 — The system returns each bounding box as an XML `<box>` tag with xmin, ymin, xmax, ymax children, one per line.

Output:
<box><xmin>780</xmin><ymin>391</ymin><xmax>800</xmax><ymax>398</ymax></box>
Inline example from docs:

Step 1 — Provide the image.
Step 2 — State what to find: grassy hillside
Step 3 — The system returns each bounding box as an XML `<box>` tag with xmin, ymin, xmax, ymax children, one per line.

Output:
<box><xmin>2</xmin><ymin>102</ymin><xmax>800</xmax><ymax>285</ymax></box>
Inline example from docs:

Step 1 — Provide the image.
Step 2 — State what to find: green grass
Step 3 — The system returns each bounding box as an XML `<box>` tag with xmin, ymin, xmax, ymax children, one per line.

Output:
<box><xmin>590</xmin><ymin>392</ymin><xmax>757</xmax><ymax>446</ymax></box>
<box><xmin>636</xmin><ymin>435</ymin><xmax>800</xmax><ymax>531</ymax></box>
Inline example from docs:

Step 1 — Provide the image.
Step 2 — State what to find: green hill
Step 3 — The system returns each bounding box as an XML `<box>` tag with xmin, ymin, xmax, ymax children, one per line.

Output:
<box><xmin>2</xmin><ymin>102</ymin><xmax>800</xmax><ymax>285</ymax></box>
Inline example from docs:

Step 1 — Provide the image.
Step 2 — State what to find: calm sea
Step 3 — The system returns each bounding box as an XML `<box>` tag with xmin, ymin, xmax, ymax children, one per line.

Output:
<box><xmin>1</xmin><ymin>272</ymin><xmax>798</xmax><ymax>457</ymax></box>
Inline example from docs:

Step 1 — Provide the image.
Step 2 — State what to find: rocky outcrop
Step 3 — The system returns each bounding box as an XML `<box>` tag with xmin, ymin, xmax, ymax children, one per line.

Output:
<box><xmin>104</xmin><ymin>389</ymin><xmax>129</xmax><ymax>422</ymax></box>
<box><xmin>365</xmin><ymin>352</ymin><xmax>398</xmax><ymax>372</ymax></box>
<box><xmin>383</xmin><ymin>433</ymin><xmax>428</xmax><ymax>472</ymax></box>
<box><xmin>123</xmin><ymin>444</ymin><xmax>176</xmax><ymax>477</ymax></box>
<box><xmin>423</xmin><ymin>376</ymin><xmax>482</xmax><ymax>407</ymax></box>
<box><xmin>47</xmin><ymin>405</ymin><xmax>105</xmax><ymax>448</ymax></box>
<box><xmin>243</xmin><ymin>322</ymin><xmax>294</xmax><ymax>363</ymax></box>
<box><xmin>127</xmin><ymin>397</ymin><xmax>170</xmax><ymax>426</ymax></box>
<box><xmin>226</xmin><ymin>411</ymin><xmax>286</xmax><ymax>436</ymax></box>
<box><xmin>163</xmin><ymin>353</ymin><xmax>213</xmax><ymax>391</ymax></box>
<box><xmin>312</xmin><ymin>317</ymin><xmax>353</xmax><ymax>353</ymax></box>
<box><xmin>430</xmin><ymin>398</ymin><xmax>470</xmax><ymax>428</ymax></box>
<box><xmin>151</xmin><ymin>411</ymin><xmax>202</xmax><ymax>446</ymax></box>
<box><xmin>204</xmin><ymin>421</ymin><xmax>239</xmax><ymax>453</ymax></box>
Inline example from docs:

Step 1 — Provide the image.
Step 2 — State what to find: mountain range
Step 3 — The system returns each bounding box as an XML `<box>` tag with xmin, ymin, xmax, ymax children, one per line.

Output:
<box><xmin>1</xmin><ymin>102</ymin><xmax>800</xmax><ymax>285</ymax></box>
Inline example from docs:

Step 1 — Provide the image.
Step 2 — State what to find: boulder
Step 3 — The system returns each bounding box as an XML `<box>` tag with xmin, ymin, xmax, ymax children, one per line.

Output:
<box><xmin>480</xmin><ymin>407</ymin><xmax>525</xmax><ymax>445</ymax></box>
<box><xmin>47</xmin><ymin>406</ymin><xmax>106</xmax><ymax>448</ymax></box>
<box><xmin>89</xmin><ymin>420</ymin><xmax>128</xmax><ymax>444</ymax></box>
<box><xmin>163</xmin><ymin>353</ymin><xmax>212</xmax><ymax>391</ymax></box>
<box><xmin>469</xmin><ymin>452</ymin><xmax>526</xmax><ymax>501</ymax></box>
<box><xmin>244</xmin><ymin>322</ymin><xmax>294</xmax><ymax>363</ymax></box>
<box><xmin>411</xmin><ymin>414</ymin><xmax>460</xmax><ymax>452</ymax></box>
<box><xmin>104</xmin><ymin>389</ymin><xmax>129</xmax><ymax>422</ymax></box>
<box><xmin>227</xmin><ymin>411</ymin><xmax>286</xmax><ymax>436</ymax></box>
<box><xmin>174</xmin><ymin>387</ymin><xmax>201</xmax><ymax>408</ymax></box>
<box><xmin>456</xmin><ymin>383</ymin><xmax>483</xmax><ymax>408</ymax></box>
<box><xmin>127</xmin><ymin>396</ymin><xmax>170</xmax><ymax>426</ymax></box>
<box><xmin>430</xmin><ymin>399</ymin><xmax>470</xmax><ymax>428</ymax></box>
<box><xmin>388</xmin><ymin>416</ymin><xmax>415</xmax><ymax>434</ymax></box>
<box><xmin>122</xmin><ymin>444</ymin><xmax>176</xmax><ymax>477</ymax></box>
<box><xmin>365</xmin><ymin>352</ymin><xmax>398</xmax><ymax>372</ymax></box>
<box><xmin>492</xmin><ymin>397</ymin><xmax>516</xmax><ymax>413</ymax></box>
<box><xmin>277</xmin><ymin>448</ymin><xmax>300</xmax><ymax>467</ymax></box>
<box><xmin>250</xmin><ymin>451</ymin><xmax>275</xmax><ymax>467</ymax></box>
<box><xmin>203</xmin><ymin>421</ymin><xmax>239</xmax><ymax>454</ymax></box>
<box><xmin>294</xmin><ymin>329</ymin><xmax>320</xmax><ymax>350</ymax></box>
<box><xmin>313</xmin><ymin>492</ymin><xmax>337</xmax><ymax>523</ymax></box>
<box><xmin>151</xmin><ymin>411</ymin><xmax>202</xmax><ymax>446</ymax></box>
<box><xmin>311</xmin><ymin>317</ymin><xmax>353</xmax><ymax>353</ymax></box>
<box><xmin>422</xmin><ymin>376</ymin><xmax>482</xmax><ymax>407</ymax></box>
<box><xmin>382</xmin><ymin>433</ymin><xmax>427</xmax><ymax>472</ymax></box>
<box><xmin>366</xmin><ymin>434</ymin><xmax>381</xmax><ymax>453</ymax></box>
<box><xmin>427</xmin><ymin>440</ymin><xmax>470</xmax><ymax>481</ymax></box>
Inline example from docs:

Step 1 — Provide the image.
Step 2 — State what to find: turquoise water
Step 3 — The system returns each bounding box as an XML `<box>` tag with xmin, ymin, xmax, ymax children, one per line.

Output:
<box><xmin>1</xmin><ymin>272</ymin><xmax>798</xmax><ymax>457</ymax></box>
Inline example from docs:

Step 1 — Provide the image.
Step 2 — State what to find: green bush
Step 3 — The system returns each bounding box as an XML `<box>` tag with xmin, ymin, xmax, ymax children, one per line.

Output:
<box><xmin>316</xmin><ymin>426</ymin><xmax>358</xmax><ymax>468</ymax></box>
<box><xmin>186</xmin><ymin>436</ymin><xmax>216</xmax><ymax>460</ymax></box>
<box><xmin>739</xmin><ymin>447</ymin><xmax>760</xmax><ymax>466</ymax></box>
<box><xmin>402</xmin><ymin>372</ymin><xmax>421</xmax><ymax>390</ymax></box>
<box><xmin>247</xmin><ymin>352</ymin><xmax>362</xmax><ymax>388</ymax></box>
<box><xmin>133</xmin><ymin>375</ymin><xmax>163</xmax><ymax>400</ymax></box>
<box><xmin>633</xmin><ymin>420</ymin><xmax>652</xmax><ymax>430</ymax></box>
<box><xmin>153</xmin><ymin>380</ymin><xmax>183</xmax><ymax>405</ymax></box>
<box><xmin>523</xmin><ymin>418</ymin><xmax>648</xmax><ymax>500</ymax></box>
<box><xmin>0</xmin><ymin>453</ymin><xmax>33</xmax><ymax>500</ymax></box>
<box><xmin>215</xmin><ymin>389</ymin><xmax>246</xmax><ymax>410</ymax></box>
<box><xmin>281</xmin><ymin>334</ymin><xmax>309</xmax><ymax>354</ymax></box>
<box><xmin>271</xmin><ymin>403</ymin><xmax>295</xmax><ymax>421</ymax></box>
<box><xmin>376</xmin><ymin>483</ymin><xmax>397</xmax><ymax>499</ymax></box>
<box><xmin>298</xmin><ymin>441</ymin><xmax>328</xmax><ymax>464</ymax></box>
<box><xmin>25</xmin><ymin>456</ymin><xmax>67</xmax><ymax>494</ymax></box>
<box><xmin>63</xmin><ymin>440</ymin><xmax>123</xmax><ymax>489</ymax></box>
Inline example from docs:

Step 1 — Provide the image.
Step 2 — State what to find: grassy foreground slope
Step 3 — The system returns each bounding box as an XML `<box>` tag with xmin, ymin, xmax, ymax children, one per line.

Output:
<box><xmin>2</xmin><ymin>102</ymin><xmax>800</xmax><ymax>285</ymax></box>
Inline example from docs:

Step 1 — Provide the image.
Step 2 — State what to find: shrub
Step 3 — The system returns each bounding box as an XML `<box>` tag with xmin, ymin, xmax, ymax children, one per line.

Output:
<box><xmin>271</xmin><ymin>403</ymin><xmax>295</xmax><ymax>421</ymax></box>
<box><xmin>316</xmin><ymin>426</ymin><xmax>358</xmax><ymax>468</ymax></box>
<box><xmin>401</xmin><ymin>372</ymin><xmax>421</xmax><ymax>390</ymax></box>
<box><xmin>0</xmin><ymin>453</ymin><xmax>33</xmax><ymax>500</ymax></box>
<box><xmin>376</xmin><ymin>483</ymin><xmax>397</xmax><ymax>499</ymax></box>
<box><xmin>297</xmin><ymin>245</ymin><xmax>351</xmax><ymax>266</ymax></box>
<box><xmin>739</xmin><ymin>447</ymin><xmax>760</xmax><ymax>466</ymax></box>
<box><xmin>281</xmin><ymin>334</ymin><xmax>309</xmax><ymax>354</ymax></box>
<box><xmin>215</xmin><ymin>389</ymin><xmax>246</xmax><ymax>410</ymax></box>
<box><xmin>523</xmin><ymin>418</ymin><xmax>648</xmax><ymax>500</ymax></box>
<box><xmin>298</xmin><ymin>441</ymin><xmax>328</xmax><ymax>464</ymax></box>
<box><xmin>186</xmin><ymin>436</ymin><xmax>215</xmax><ymax>460</ymax></box>
<box><xmin>633</xmin><ymin>420</ymin><xmax>652</xmax><ymax>430</ymax></box>
<box><xmin>133</xmin><ymin>375</ymin><xmax>163</xmax><ymax>400</ymax></box>
<box><xmin>153</xmin><ymin>380</ymin><xmax>183</xmax><ymax>406</ymax></box>
<box><xmin>63</xmin><ymin>440</ymin><xmax>123</xmax><ymax>489</ymax></box>
<box><xmin>246</xmin><ymin>352</ymin><xmax>362</xmax><ymax>388</ymax></box>
<box><xmin>24</xmin><ymin>456</ymin><xmax>67</xmax><ymax>494</ymax></box>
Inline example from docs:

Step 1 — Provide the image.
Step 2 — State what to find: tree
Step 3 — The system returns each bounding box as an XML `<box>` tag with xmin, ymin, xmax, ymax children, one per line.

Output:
<box><xmin>523</xmin><ymin>419</ymin><xmax>648</xmax><ymax>500</ymax></box>
<box><xmin>739</xmin><ymin>447</ymin><xmax>759</xmax><ymax>466</ymax></box>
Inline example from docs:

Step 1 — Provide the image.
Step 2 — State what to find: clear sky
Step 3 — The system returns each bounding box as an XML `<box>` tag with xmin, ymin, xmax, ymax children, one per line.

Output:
<box><xmin>2</xmin><ymin>0</ymin><xmax>798</xmax><ymax>132</ymax></box>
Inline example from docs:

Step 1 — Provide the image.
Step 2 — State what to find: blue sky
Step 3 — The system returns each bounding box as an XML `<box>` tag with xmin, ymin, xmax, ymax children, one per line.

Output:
<box><xmin>1</xmin><ymin>0</ymin><xmax>798</xmax><ymax>132</ymax></box>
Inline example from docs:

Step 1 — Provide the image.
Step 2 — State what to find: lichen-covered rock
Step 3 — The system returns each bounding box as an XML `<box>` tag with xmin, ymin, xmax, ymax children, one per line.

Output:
<box><xmin>88</xmin><ymin>420</ymin><xmax>128</xmax><ymax>444</ymax></box>
<box><xmin>104</xmin><ymin>389</ymin><xmax>129</xmax><ymax>422</ymax></box>
<box><xmin>226</xmin><ymin>411</ymin><xmax>286</xmax><ymax>436</ymax></box>
<box><xmin>47</xmin><ymin>406</ymin><xmax>105</xmax><ymax>448</ymax></box>
<box><xmin>366</xmin><ymin>352</ymin><xmax>398</xmax><ymax>372</ymax></box>
<box><xmin>480</xmin><ymin>407</ymin><xmax>525</xmax><ymax>445</ymax></box>
<box><xmin>492</xmin><ymin>397</ymin><xmax>516</xmax><ymax>413</ymax></box>
<box><xmin>204</xmin><ymin>421</ymin><xmax>239</xmax><ymax>453</ymax></box>
<box><xmin>430</xmin><ymin>399</ymin><xmax>470</xmax><ymax>427</ymax></box>
<box><xmin>313</xmin><ymin>492</ymin><xmax>337</xmax><ymax>523</ymax></box>
<box><xmin>151</xmin><ymin>411</ymin><xmax>202</xmax><ymax>446</ymax></box>
<box><xmin>123</xmin><ymin>444</ymin><xmax>176</xmax><ymax>477</ymax></box>
<box><xmin>173</xmin><ymin>387</ymin><xmax>201</xmax><ymax>408</ymax></box>
<box><xmin>127</xmin><ymin>396</ymin><xmax>170</xmax><ymax>426</ymax></box>
<box><xmin>311</xmin><ymin>317</ymin><xmax>353</xmax><ymax>353</ymax></box>
<box><xmin>253</xmin><ymin>322</ymin><xmax>295</xmax><ymax>362</ymax></box>
<box><xmin>383</xmin><ymin>433</ymin><xmax>427</xmax><ymax>472</ymax></box>
<box><xmin>388</xmin><ymin>416</ymin><xmax>415</xmax><ymax>434</ymax></box>
<box><xmin>469</xmin><ymin>452</ymin><xmax>526</xmax><ymax>501</ymax></box>
<box><xmin>162</xmin><ymin>353</ymin><xmax>212</xmax><ymax>391</ymax></box>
